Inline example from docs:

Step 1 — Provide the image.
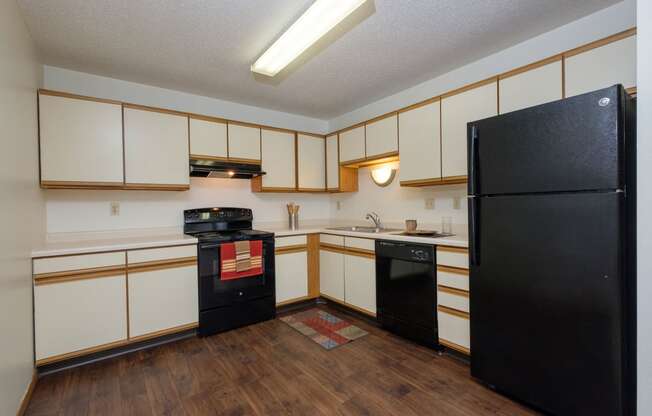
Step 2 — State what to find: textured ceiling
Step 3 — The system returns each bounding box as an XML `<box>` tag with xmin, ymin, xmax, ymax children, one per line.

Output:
<box><xmin>18</xmin><ymin>0</ymin><xmax>619</xmax><ymax>119</ymax></box>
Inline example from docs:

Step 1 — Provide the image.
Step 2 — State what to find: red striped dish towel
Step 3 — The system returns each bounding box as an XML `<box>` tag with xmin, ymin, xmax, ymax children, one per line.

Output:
<box><xmin>220</xmin><ymin>240</ymin><xmax>263</xmax><ymax>280</ymax></box>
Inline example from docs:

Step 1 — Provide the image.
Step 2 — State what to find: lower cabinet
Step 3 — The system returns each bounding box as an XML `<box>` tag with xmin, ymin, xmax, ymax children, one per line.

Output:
<box><xmin>275</xmin><ymin>250</ymin><xmax>309</xmax><ymax>304</ymax></box>
<box><xmin>319</xmin><ymin>248</ymin><xmax>345</xmax><ymax>301</ymax></box>
<box><xmin>34</xmin><ymin>274</ymin><xmax>128</xmax><ymax>362</ymax></box>
<box><xmin>344</xmin><ymin>254</ymin><xmax>376</xmax><ymax>315</ymax></box>
<box><xmin>128</xmin><ymin>264</ymin><xmax>198</xmax><ymax>338</ymax></box>
<box><xmin>436</xmin><ymin>246</ymin><xmax>470</xmax><ymax>355</ymax></box>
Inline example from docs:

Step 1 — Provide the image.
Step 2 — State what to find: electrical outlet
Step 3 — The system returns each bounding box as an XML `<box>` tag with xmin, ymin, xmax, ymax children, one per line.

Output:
<box><xmin>424</xmin><ymin>198</ymin><xmax>434</xmax><ymax>210</ymax></box>
<box><xmin>336</xmin><ymin>201</ymin><xmax>342</xmax><ymax>210</ymax></box>
<box><xmin>110</xmin><ymin>201</ymin><xmax>120</xmax><ymax>216</ymax></box>
<box><xmin>453</xmin><ymin>197</ymin><xmax>461</xmax><ymax>210</ymax></box>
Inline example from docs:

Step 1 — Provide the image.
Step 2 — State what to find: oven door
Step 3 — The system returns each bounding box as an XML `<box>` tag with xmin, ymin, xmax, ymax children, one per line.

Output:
<box><xmin>198</xmin><ymin>237</ymin><xmax>275</xmax><ymax>310</ymax></box>
<box><xmin>376</xmin><ymin>241</ymin><xmax>436</xmax><ymax>333</ymax></box>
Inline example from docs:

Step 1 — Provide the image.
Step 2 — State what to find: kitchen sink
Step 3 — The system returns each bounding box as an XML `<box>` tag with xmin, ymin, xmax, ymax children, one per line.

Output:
<box><xmin>326</xmin><ymin>226</ymin><xmax>402</xmax><ymax>233</ymax></box>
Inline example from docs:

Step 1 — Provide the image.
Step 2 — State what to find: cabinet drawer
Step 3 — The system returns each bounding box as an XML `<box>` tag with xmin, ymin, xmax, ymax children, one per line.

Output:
<box><xmin>320</xmin><ymin>234</ymin><xmax>344</xmax><ymax>247</ymax></box>
<box><xmin>34</xmin><ymin>251</ymin><xmax>125</xmax><ymax>276</ymax></box>
<box><xmin>437</xmin><ymin>307</ymin><xmax>470</xmax><ymax>353</ymax></box>
<box><xmin>436</xmin><ymin>247</ymin><xmax>468</xmax><ymax>269</ymax></box>
<box><xmin>437</xmin><ymin>267</ymin><xmax>469</xmax><ymax>291</ymax></box>
<box><xmin>127</xmin><ymin>245</ymin><xmax>197</xmax><ymax>265</ymax></box>
<box><xmin>275</xmin><ymin>235</ymin><xmax>307</xmax><ymax>248</ymax></box>
<box><xmin>35</xmin><ymin>274</ymin><xmax>128</xmax><ymax>362</ymax></box>
<box><xmin>345</xmin><ymin>237</ymin><xmax>375</xmax><ymax>252</ymax></box>
<box><xmin>437</xmin><ymin>287</ymin><xmax>469</xmax><ymax>313</ymax></box>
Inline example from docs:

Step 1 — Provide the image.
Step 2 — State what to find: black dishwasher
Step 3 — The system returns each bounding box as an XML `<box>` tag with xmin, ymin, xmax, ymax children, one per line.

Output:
<box><xmin>376</xmin><ymin>240</ymin><xmax>438</xmax><ymax>348</ymax></box>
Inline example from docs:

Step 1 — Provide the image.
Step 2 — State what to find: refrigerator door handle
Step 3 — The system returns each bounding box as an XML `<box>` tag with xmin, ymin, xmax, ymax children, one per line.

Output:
<box><xmin>469</xmin><ymin>196</ymin><xmax>480</xmax><ymax>266</ymax></box>
<box><xmin>468</xmin><ymin>124</ymin><xmax>479</xmax><ymax>195</ymax></box>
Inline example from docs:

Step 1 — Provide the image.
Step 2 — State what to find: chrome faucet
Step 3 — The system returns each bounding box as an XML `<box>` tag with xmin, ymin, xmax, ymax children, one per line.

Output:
<box><xmin>365</xmin><ymin>212</ymin><xmax>382</xmax><ymax>229</ymax></box>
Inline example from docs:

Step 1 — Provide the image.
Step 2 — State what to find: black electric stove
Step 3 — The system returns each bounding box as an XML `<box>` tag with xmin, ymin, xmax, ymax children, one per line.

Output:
<box><xmin>184</xmin><ymin>207</ymin><xmax>276</xmax><ymax>336</ymax></box>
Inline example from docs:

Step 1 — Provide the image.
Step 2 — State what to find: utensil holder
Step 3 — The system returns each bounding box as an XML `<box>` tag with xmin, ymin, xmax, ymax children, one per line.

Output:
<box><xmin>288</xmin><ymin>212</ymin><xmax>299</xmax><ymax>230</ymax></box>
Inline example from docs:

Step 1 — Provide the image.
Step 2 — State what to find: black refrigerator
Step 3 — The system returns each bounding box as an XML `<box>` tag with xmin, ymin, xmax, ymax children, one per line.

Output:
<box><xmin>467</xmin><ymin>85</ymin><xmax>636</xmax><ymax>416</ymax></box>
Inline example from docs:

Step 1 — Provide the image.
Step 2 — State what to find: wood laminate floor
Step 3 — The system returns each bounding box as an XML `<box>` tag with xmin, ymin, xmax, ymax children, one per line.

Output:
<box><xmin>26</xmin><ymin>305</ymin><xmax>538</xmax><ymax>415</ymax></box>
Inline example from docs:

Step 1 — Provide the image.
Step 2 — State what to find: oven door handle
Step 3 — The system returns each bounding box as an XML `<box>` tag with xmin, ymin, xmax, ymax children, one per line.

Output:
<box><xmin>200</xmin><ymin>243</ymin><xmax>222</xmax><ymax>249</ymax></box>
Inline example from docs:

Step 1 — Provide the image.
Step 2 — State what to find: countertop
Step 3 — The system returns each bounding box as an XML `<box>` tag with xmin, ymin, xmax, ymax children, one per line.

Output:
<box><xmin>256</xmin><ymin>220</ymin><xmax>469</xmax><ymax>248</ymax></box>
<box><xmin>31</xmin><ymin>221</ymin><xmax>468</xmax><ymax>258</ymax></box>
<box><xmin>31</xmin><ymin>227</ymin><xmax>198</xmax><ymax>258</ymax></box>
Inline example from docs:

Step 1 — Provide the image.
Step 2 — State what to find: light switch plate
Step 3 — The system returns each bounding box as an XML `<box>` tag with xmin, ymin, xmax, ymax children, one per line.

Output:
<box><xmin>425</xmin><ymin>198</ymin><xmax>434</xmax><ymax>210</ymax></box>
<box><xmin>110</xmin><ymin>201</ymin><xmax>120</xmax><ymax>216</ymax></box>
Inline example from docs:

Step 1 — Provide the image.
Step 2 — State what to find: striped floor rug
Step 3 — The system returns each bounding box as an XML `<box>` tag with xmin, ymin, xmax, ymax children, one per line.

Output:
<box><xmin>280</xmin><ymin>309</ymin><xmax>368</xmax><ymax>350</ymax></box>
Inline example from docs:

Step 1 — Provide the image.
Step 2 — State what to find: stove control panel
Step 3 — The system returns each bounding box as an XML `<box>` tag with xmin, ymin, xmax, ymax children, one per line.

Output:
<box><xmin>184</xmin><ymin>207</ymin><xmax>253</xmax><ymax>223</ymax></box>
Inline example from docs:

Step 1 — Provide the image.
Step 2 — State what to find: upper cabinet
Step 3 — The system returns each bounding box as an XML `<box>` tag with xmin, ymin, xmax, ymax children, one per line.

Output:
<box><xmin>326</xmin><ymin>134</ymin><xmax>339</xmax><ymax>190</ymax></box>
<box><xmin>297</xmin><ymin>133</ymin><xmax>325</xmax><ymax>191</ymax></box>
<box><xmin>565</xmin><ymin>32</ymin><xmax>636</xmax><ymax>98</ymax></box>
<box><xmin>38</xmin><ymin>91</ymin><xmax>124</xmax><ymax>188</ymax></box>
<box><xmin>499</xmin><ymin>58</ymin><xmax>563</xmax><ymax>114</ymax></box>
<box><xmin>227</xmin><ymin>122</ymin><xmax>261</xmax><ymax>162</ymax></box>
<box><xmin>339</xmin><ymin>125</ymin><xmax>365</xmax><ymax>164</ymax></box>
<box><xmin>365</xmin><ymin>114</ymin><xmax>398</xmax><ymax>159</ymax></box>
<box><xmin>258</xmin><ymin>128</ymin><xmax>296</xmax><ymax>190</ymax></box>
<box><xmin>398</xmin><ymin>99</ymin><xmax>441</xmax><ymax>186</ymax></box>
<box><xmin>189</xmin><ymin>115</ymin><xmax>227</xmax><ymax>160</ymax></box>
<box><xmin>441</xmin><ymin>80</ymin><xmax>498</xmax><ymax>181</ymax></box>
<box><xmin>123</xmin><ymin>105</ymin><xmax>190</xmax><ymax>190</ymax></box>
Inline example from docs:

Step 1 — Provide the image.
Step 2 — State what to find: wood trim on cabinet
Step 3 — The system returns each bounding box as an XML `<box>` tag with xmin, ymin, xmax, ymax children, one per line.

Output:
<box><xmin>188</xmin><ymin>113</ymin><xmax>227</xmax><ymax>124</ymax></box>
<box><xmin>439</xmin><ymin>338</ymin><xmax>470</xmax><ymax>355</ymax></box>
<box><xmin>296</xmin><ymin>188</ymin><xmax>328</xmax><ymax>193</ymax></box>
<box><xmin>34</xmin><ymin>267</ymin><xmax>126</xmax><ymax>286</ymax></box>
<box><xmin>400</xmin><ymin>177</ymin><xmax>443</xmax><ymax>187</ymax></box>
<box><xmin>127</xmin><ymin>257</ymin><xmax>197</xmax><ymax>274</ymax></box>
<box><xmin>336</xmin><ymin>121</ymin><xmax>366</xmax><ymax>135</ymax></box>
<box><xmin>437</xmin><ymin>305</ymin><xmax>470</xmax><ymax>319</ymax></box>
<box><xmin>437</xmin><ymin>245</ymin><xmax>468</xmax><ymax>254</ymax></box>
<box><xmin>564</xmin><ymin>27</ymin><xmax>637</xmax><ymax>58</ymax></box>
<box><xmin>35</xmin><ymin>338</ymin><xmax>130</xmax><ymax>366</ymax></box>
<box><xmin>437</xmin><ymin>285</ymin><xmax>470</xmax><ymax>297</ymax></box>
<box><xmin>275</xmin><ymin>245</ymin><xmax>308</xmax><ymax>255</ymax></box>
<box><xmin>122</xmin><ymin>103</ymin><xmax>188</xmax><ymax>118</ymax></box>
<box><xmin>441</xmin><ymin>76</ymin><xmax>498</xmax><ymax>99</ymax></box>
<box><xmin>498</xmin><ymin>54</ymin><xmax>563</xmax><ymax>80</ymax></box>
<box><xmin>16</xmin><ymin>369</ymin><xmax>37</xmax><ymax>416</ymax></box>
<box><xmin>365</xmin><ymin>111</ymin><xmax>398</xmax><ymax>125</ymax></box>
<box><xmin>320</xmin><ymin>293</ymin><xmax>377</xmax><ymax>317</ymax></box>
<box><xmin>260</xmin><ymin>125</ymin><xmax>297</xmax><ymax>135</ymax></box>
<box><xmin>38</xmin><ymin>89</ymin><xmax>123</xmax><ymax>105</ymax></box>
<box><xmin>319</xmin><ymin>244</ymin><xmax>349</xmax><ymax>255</ymax></box>
<box><xmin>41</xmin><ymin>180</ymin><xmax>125</xmax><ymax>190</ymax></box>
<box><xmin>339</xmin><ymin>156</ymin><xmax>367</xmax><ymax>166</ymax></box>
<box><xmin>342</xmin><ymin>247</ymin><xmax>375</xmax><ymax>259</ymax></box>
<box><xmin>128</xmin><ymin>322</ymin><xmax>198</xmax><ymax>343</ymax></box>
<box><xmin>341</xmin><ymin>152</ymin><xmax>399</xmax><ymax>168</ymax></box>
<box><xmin>34</xmin><ymin>264</ymin><xmax>126</xmax><ymax>281</ymax></box>
<box><xmin>276</xmin><ymin>295</ymin><xmax>318</xmax><ymax>307</ymax></box>
<box><xmin>437</xmin><ymin>265</ymin><xmax>469</xmax><ymax>275</ymax></box>
<box><xmin>627</xmin><ymin>86</ymin><xmax>637</xmax><ymax>96</ymax></box>
<box><xmin>440</xmin><ymin>175</ymin><xmax>468</xmax><ymax>185</ymax></box>
<box><xmin>189</xmin><ymin>154</ymin><xmax>230</xmax><ymax>162</ymax></box>
<box><xmin>123</xmin><ymin>183</ymin><xmax>190</xmax><ymax>191</ymax></box>
<box><xmin>398</xmin><ymin>96</ymin><xmax>441</xmax><ymax>113</ymax></box>
<box><xmin>307</xmin><ymin>234</ymin><xmax>320</xmax><ymax>298</ymax></box>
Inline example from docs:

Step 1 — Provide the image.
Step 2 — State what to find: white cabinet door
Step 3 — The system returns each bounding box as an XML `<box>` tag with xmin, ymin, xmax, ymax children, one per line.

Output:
<box><xmin>275</xmin><ymin>251</ymin><xmax>308</xmax><ymax>303</ymax></box>
<box><xmin>189</xmin><ymin>116</ymin><xmax>227</xmax><ymax>159</ymax></box>
<box><xmin>228</xmin><ymin>123</ymin><xmax>261</xmax><ymax>161</ymax></box>
<box><xmin>297</xmin><ymin>134</ymin><xmax>325</xmax><ymax>190</ymax></box>
<box><xmin>128</xmin><ymin>265</ymin><xmax>198</xmax><ymax>338</ymax></box>
<box><xmin>499</xmin><ymin>60</ymin><xmax>563</xmax><ymax>114</ymax></box>
<box><xmin>34</xmin><ymin>275</ymin><xmax>127</xmax><ymax>361</ymax></box>
<box><xmin>365</xmin><ymin>114</ymin><xmax>398</xmax><ymax>158</ymax></box>
<box><xmin>38</xmin><ymin>93</ymin><xmax>123</xmax><ymax>185</ymax></box>
<box><xmin>326</xmin><ymin>134</ymin><xmax>339</xmax><ymax>190</ymax></box>
<box><xmin>339</xmin><ymin>125</ymin><xmax>365</xmax><ymax>164</ymax></box>
<box><xmin>261</xmin><ymin>129</ymin><xmax>296</xmax><ymax>189</ymax></box>
<box><xmin>565</xmin><ymin>35</ymin><xmax>636</xmax><ymax>98</ymax></box>
<box><xmin>124</xmin><ymin>107</ymin><xmax>189</xmax><ymax>187</ymax></box>
<box><xmin>344</xmin><ymin>254</ymin><xmax>376</xmax><ymax>314</ymax></box>
<box><xmin>398</xmin><ymin>100</ymin><xmax>441</xmax><ymax>183</ymax></box>
<box><xmin>320</xmin><ymin>249</ymin><xmax>344</xmax><ymax>301</ymax></box>
<box><xmin>441</xmin><ymin>81</ymin><xmax>497</xmax><ymax>178</ymax></box>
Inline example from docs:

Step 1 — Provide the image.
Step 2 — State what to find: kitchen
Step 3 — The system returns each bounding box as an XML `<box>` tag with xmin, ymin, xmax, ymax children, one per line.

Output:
<box><xmin>2</xmin><ymin>0</ymin><xmax>651</xmax><ymax>415</ymax></box>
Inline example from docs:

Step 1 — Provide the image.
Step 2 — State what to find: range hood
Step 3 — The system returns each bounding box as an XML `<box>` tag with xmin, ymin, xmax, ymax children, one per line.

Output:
<box><xmin>189</xmin><ymin>158</ymin><xmax>266</xmax><ymax>179</ymax></box>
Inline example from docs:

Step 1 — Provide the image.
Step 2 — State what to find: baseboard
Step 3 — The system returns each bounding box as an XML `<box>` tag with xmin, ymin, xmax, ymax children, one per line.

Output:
<box><xmin>16</xmin><ymin>369</ymin><xmax>37</xmax><ymax>416</ymax></box>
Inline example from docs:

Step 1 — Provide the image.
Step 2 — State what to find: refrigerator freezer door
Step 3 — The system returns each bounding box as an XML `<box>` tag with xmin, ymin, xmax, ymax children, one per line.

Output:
<box><xmin>470</xmin><ymin>192</ymin><xmax>624</xmax><ymax>416</ymax></box>
<box><xmin>468</xmin><ymin>85</ymin><xmax>624</xmax><ymax>196</ymax></box>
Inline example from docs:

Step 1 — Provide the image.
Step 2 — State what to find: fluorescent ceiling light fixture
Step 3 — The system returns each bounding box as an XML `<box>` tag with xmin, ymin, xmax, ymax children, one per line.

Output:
<box><xmin>251</xmin><ymin>0</ymin><xmax>367</xmax><ymax>76</ymax></box>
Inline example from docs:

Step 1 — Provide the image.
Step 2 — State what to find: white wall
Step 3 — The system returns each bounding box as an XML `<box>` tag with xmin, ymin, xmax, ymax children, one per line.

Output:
<box><xmin>637</xmin><ymin>0</ymin><xmax>651</xmax><ymax>414</ymax></box>
<box><xmin>0</xmin><ymin>0</ymin><xmax>44</xmax><ymax>414</ymax></box>
<box><xmin>329</xmin><ymin>0</ymin><xmax>636</xmax><ymax>131</ymax></box>
<box><xmin>46</xmin><ymin>178</ymin><xmax>330</xmax><ymax>233</ymax></box>
<box><xmin>43</xmin><ymin>65</ymin><xmax>329</xmax><ymax>134</ymax></box>
<box><xmin>330</xmin><ymin>162</ymin><xmax>467</xmax><ymax>229</ymax></box>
